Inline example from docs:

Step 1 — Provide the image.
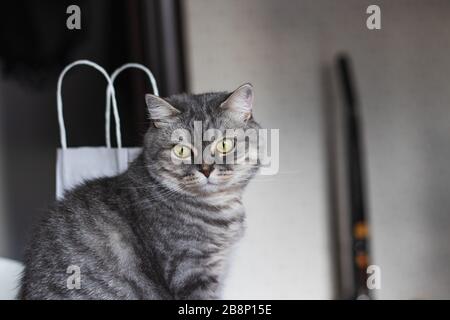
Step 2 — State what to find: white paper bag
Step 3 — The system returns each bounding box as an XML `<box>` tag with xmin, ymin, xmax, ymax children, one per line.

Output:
<box><xmin>56</xmin><ymin>147</ymin><xmax>141</xmax><ymax>198</ymax></box>
<box><xmin>55</xmin><ymin>60</ymin><xmax>158</xmax><ymax>199</ymax></box>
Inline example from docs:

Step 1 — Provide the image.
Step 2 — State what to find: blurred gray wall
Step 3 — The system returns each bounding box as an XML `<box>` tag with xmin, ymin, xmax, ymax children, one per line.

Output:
<box><xmin>183</xmin><ymin>0</ymin><xmax>450</xmax><ymax>299</ymax></box>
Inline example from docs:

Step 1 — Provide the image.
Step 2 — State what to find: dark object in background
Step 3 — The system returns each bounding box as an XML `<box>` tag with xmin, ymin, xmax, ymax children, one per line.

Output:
<box><xmin>113</xmin><ymin>0</ymin><xmax>187</xmax><ymax>146</ymax></box>
<box><xmin>0</xmin><ymin>0</ymin><xmax>186</xmax><ymax>260</ymax></box>
<box><xmin>0</xmin><ymin>0</ymin><xmax>88</xmax><ymax>86</ymax></box>
<box><xmin>141</xmin><ymin>0</ymin><xmax>186</xmax><ymax>96</ymax></box>
<box><xmin>336</xmin><ymin>54</ymin><xmax>372</xmax><ymax>300</ymax></box>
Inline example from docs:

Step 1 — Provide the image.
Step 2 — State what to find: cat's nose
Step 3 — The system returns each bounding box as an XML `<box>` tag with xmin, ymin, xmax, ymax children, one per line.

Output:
<box><xmin>200</xmin><ymin>165</ymin><xmax>212</xmax><ymax>178</ymax></box>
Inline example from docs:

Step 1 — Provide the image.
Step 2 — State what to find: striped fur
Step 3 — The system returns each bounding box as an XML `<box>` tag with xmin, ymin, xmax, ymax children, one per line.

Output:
<box><xmin>20</xmin><ymin>87</ymin><xmax>260</xmax><ymax>299</ymax></box>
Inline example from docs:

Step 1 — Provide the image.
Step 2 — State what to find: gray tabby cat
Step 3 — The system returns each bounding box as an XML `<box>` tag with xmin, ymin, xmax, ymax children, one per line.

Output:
<box><xmin>19</xmin><ymin>83</ymin><xmax>260</xmax><ymax>299</ymax></box>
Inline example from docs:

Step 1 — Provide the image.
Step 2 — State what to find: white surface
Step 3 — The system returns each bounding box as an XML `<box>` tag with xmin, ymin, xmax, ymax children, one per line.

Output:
<box><xmin>0</xmin><ymin>257</ymin><xmax>23</xmax><ymax>300</ymax></box>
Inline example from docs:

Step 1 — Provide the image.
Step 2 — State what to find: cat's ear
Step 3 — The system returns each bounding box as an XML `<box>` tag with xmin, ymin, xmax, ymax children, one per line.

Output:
<box><xmin>145</xmin><ymin>94</ymin><xmax>181</xmax><ymax>128</ymax></box>
<box><xmin>220</xmin><ymin>83</ymin><xmax>254</xmax><ymax>122</ymax></box>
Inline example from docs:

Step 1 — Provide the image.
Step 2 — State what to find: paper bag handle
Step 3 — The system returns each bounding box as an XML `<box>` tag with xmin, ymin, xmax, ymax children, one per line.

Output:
<box><xmin>57</xmin><ymin>60</ymin><xmax>120</xmax><ymax>149</ymax></box>
<box><xmin>105</xmin><ymin>63</ymin><xmax>159</xmax><ymax>149</ymax></box>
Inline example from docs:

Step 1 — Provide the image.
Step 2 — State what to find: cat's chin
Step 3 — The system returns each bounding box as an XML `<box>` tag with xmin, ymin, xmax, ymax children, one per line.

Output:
<box><xmin>183</xmin><ymin>181</ymin><xmax>223</xmax><ymax>195</ymax></box>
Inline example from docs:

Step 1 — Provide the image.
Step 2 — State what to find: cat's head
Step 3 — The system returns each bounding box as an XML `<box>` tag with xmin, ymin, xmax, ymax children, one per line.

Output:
<box><xmin>142</xmin><ymin>83</ymin><xmax>261</xmax><ymax>197</ymax></box>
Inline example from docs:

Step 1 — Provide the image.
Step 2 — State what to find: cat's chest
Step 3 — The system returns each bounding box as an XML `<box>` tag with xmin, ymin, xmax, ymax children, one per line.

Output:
<box><xmin>179</xmin><ymin>199</ymin><xmax>245</xmax><ymax>239</ymax></box>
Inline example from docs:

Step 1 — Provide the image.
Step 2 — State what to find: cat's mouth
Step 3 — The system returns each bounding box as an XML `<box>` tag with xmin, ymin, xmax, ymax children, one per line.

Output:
<box><xmin>182</xmin><ymin>178</ymin><xmax>223</xmax><ymax>194</ymax></box>
<box><xmin>179</xmin><ymin>169</ymin><xmax>235</xmax><ymax>194</ymax></box>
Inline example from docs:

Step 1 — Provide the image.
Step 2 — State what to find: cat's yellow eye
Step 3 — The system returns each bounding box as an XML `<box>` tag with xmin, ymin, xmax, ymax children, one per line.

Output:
<box><xmin>216</xmin><ymin>138</ymin><xmax>234</xmax><ymax>154</ymax></box>
<box><xmin>173</xmin><ymin>144</ymin><xmax>191</xmax><ymax>159</ymax></box>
